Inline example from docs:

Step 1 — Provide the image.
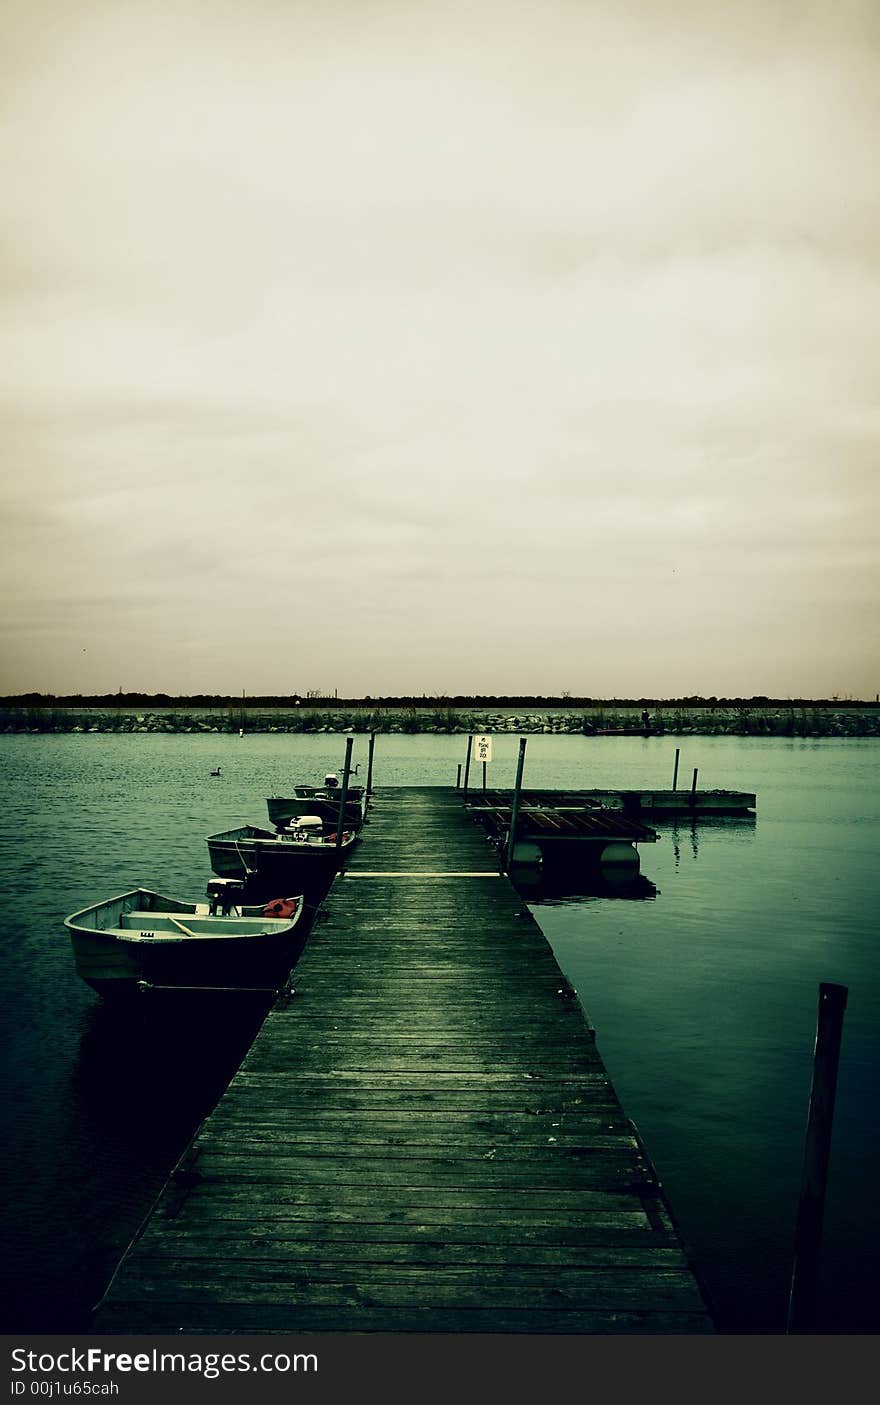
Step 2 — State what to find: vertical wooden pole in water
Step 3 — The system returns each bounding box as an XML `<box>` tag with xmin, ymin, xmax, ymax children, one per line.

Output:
<box><xmin>690</xmin><ymin>767</ymin><xmax>698</xmax><ymax>807</ymax></box>
<box><xmin>787</xmin><ymin>982</ymin><xmax>849</xmax><ymax>1334</ymax></box>
<box><xmin>335</xmin><ymin>736</ymin><xmax>354</xmax><ymax>850</ymax></box>
<box><xmin>672</xmin><ymin>748</ymin><xmax>680</xmax><ymax>791</ymax></box>
<box><xmin>366</xmin><ymin>732</ymin><xmax>376</xmax><ymax>796</ymax></box>
<box><xmin>505</xmin><ymin>737</ymin><xmax>528</xmax><ymax>871</ymax></box>
<box><xmin>455</xmin><ymin>764</ymin><xmax>462</xmax><ymax>789</ymax></box>
<box><xmin>463</xmin><ymin>735</ymin><xmax>473</xmax><ymax>796</ymax></box>
<box><xmin>482</xmin><ymin>760</ymin><xmax>487</xmax><ymax>791</ymax></box>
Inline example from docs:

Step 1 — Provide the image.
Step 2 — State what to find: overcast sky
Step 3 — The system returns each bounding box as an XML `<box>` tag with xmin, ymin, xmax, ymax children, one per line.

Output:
<box><xmin>1</xmin><ymin>0</ymin><xmax>878</xmax><ymax>698</ymax></box>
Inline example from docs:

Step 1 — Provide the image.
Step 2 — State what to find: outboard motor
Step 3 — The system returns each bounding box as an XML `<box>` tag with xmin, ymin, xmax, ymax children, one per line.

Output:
<box><xmin>207</xmin><ymin>877</ymin><xmax>245</xmax><ymax>915</ymax></box>
<box><xmin>289</xmin><ymin>815</ymin><xmax>324</xmax><ymax>843</ymax></box>
<box><xmin>323</xmin><ymin>773</ymin><xmax>340</xmax><ymax>789</ymax></box>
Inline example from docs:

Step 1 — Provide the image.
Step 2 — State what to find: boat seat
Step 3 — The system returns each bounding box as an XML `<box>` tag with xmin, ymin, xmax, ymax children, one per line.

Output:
<box><xmin>170</xmin><ymin>916</ymin><xmax>276</xmax><ymax>934</ymax></box>
<box><xmin>119</xmin><ymin>913</ymin><xmax>184</xmax><ymax>932</ymax></box>
<box><xmin>119</xmin><ymin>911</ymin><xmax>284</xmax><ymax>937</ymax></box>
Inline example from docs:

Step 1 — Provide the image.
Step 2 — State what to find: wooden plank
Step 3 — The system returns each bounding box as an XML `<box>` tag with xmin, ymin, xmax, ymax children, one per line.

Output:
<box><xmin>200</xmin><ymin>1128</ymin><xmax>639</xmax><ymax>1150</ymax></box>
<box><xmin>111</xmin><ymin>1266</ymin><xmax>707</xmax><ymax>1311</ymax></box>
<box><xmin>164</xmin><ymin>1215</ymin><xmax>672</xmax><ymax>1243</ymax></box>
<box><xmin>167</xmin><ymin>1184</ymin><xmax>661</xmax><ymax>1212</ymax></box>
<box><xmin>94</xmin><ymin>1302</ymin><xmax>715</xmax><ymax>1334</ymax></box>
<box><xmin>174</xmin><ymin>1194</ymin><xmax>659</xmax><ymax>1222</ymax></box>
<box><xmin>191</xmin><ymin>1156</ymin><xmax>650</xmax><ymax>1183</ymax></box>
<box><xmin>128</xmin><ymin>1239</ymin><xmax>688</xmax><ymax>1268</ymax></box>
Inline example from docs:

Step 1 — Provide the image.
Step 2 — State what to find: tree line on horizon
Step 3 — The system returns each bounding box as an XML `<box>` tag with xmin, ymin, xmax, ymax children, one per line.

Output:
<box><xmin>1</xmin><ymin>691</ymin><xmax>875</xmax><ymax>710</ymax></box>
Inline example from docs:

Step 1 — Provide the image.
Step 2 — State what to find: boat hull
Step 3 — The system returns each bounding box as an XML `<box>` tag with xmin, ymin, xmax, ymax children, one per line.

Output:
<box><xmin>69</xmin><ymin>927</ymin><xmax>303</xmax><ymax>996</ymax></box>
<box><xmin>65</xmin><ymin>888</ymin><xmax>305</xmax><ymax>997</ymax></box>
<box><xmin>267</xmin><ymin>790</ymin><xmax>366</xmax><ymax>830</ymax></box>
<box><xmin>206</xmin><ymin>825</ymin><xmax>359</xmax><ymax>898</ymax></box>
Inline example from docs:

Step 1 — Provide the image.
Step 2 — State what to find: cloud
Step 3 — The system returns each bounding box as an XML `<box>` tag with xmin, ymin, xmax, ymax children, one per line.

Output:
<box><xmin>0</xmin><ymin>0</ymin><xmax>878</xmax><ymax>694</ymax></box>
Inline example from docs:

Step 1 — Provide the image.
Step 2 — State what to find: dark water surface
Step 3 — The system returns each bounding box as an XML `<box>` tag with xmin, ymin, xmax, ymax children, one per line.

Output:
<box><xmin>1</xmin><ymin>732</ymin><xmax>877</xmax><ymax>1334</ymax></box>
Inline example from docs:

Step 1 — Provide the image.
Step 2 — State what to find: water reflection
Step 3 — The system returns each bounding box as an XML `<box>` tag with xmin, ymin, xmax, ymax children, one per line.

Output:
<box><xmin>5</xmin><ymin>988</ymin><xmax>274</xmax><ymax>1332</ymax></box>
<box><xmin>666</xmin><ymin>813</ymin><xmax>756</xmax><ymax>867</ymax></box>
<box><xmin>71</xmin><ymin>987</ymin><xmax>272</xmax><ymax>1109</ymax></box>
<box><xmin>511</xmin><ymin>866</ymin><xmax>659</xmax><ymax>903</ymax></box>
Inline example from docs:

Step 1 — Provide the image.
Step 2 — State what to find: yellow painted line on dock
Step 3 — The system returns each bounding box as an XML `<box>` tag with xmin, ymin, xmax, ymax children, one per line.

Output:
<box><xmin>343</xmin><ymin>870</ymin><xmax>503</xmax><ymax>878</ymax></box>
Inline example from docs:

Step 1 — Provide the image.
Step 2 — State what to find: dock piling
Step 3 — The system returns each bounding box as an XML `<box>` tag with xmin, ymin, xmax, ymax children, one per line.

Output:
<box><xmin>462</xmin><ymin>735</ymin><xmax>473</xmax><ymax>796</ymax></box>
<box><xmin>787</xmin><ymin>981</ymin><xmax>849</xmax><ymax>1334</ymax></box>
<box><xmin>366</xmin><ymin>732</ymin><xmax>376</xmax><ymax>796</ymax></box>
<box><xmin>672</xmin><ymin>748</ymin><xmax>680</xmax><ymax>791</ymax></box>
<box><xmin>455</xmin><ymin>763</ymin><xmax>462</xmax><ymax>789</ymax></box>
<box><xmin>690</xmin><ymin>767</ymin><xmax>698</xmax><ymax>807</ymax></box>
<box><xmin>335</xmin><ymin>737</ymin><xmax>354</xmax><ymax>849</ymax></box>
<box><xmin>505</xmin><ymin>737</ymin><xmax>528</xmax><ymax>871</ymax></box>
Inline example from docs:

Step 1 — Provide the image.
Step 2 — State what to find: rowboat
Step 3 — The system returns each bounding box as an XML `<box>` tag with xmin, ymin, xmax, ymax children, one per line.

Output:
<box><xmin>266</xmin><ymin>777</ymin><xmax>366</xmax><ymax>830</ymax></box>
<box><xmin>206</xmin><ymin>817</ymin><xmax>359</xmax><ymax>895</ymax></box>
<box><xmin>65</xmin><ymin>880</ymin><xmax>305</xmax><ymax>997</ymax></box>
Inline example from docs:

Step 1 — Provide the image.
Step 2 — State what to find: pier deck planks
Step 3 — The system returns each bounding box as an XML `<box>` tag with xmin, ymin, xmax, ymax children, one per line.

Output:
<box><xmin>93</xmin><ymin>786</ymin><xmax>714</xmax><ymax>1334</ymax></box>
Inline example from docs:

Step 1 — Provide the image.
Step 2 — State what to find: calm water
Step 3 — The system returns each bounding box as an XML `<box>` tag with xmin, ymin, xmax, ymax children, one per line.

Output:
<box><xmin>1</xmin><ymin>732</ymin><xmax>877</xmax><ymax>1334</ymax></box>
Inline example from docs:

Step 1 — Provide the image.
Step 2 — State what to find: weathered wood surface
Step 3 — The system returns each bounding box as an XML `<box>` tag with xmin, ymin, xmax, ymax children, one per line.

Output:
<box><xmin>469</xmin><ymin>788</ymin><xmax>756</xmax><ymax>816</ymax></box>
<box><xmin>467</xmin><ymin>804</ymin><xmax>659</xmax><ymax>842</ymax></box>
<box><xmin>93</xmin><ymin>786</ymin><xmax>714</xmax><ymax>1334</ymax></box>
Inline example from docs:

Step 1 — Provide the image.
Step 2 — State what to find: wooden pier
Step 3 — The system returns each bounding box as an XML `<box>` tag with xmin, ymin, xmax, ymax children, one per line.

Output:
<box><xmin>93</xmin><ymin>786</ymin><xmax>714</xmax><ymax>1334</ymax></box>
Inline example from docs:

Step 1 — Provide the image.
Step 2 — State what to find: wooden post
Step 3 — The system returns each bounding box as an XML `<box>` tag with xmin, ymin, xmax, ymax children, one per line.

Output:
<box><xmin>787</xmin><ymin>982</ymin><xmax>849</xmax><ymax>1334</ymax></box>
<box><xmin>335</xmin><ymin>737</ymin><xmax>354</xmax><ymax>850</ymax></box>
<box><xmin>455</xmin><ymin>764</ymin><xmax>462</xmax><ymax>790</ymax></box>
<box><xmin>672</xmin><ymin>748</ymin><xmax>680</xmax><ymax>791</ymax></box>
<box><xmin>505</xmin><ymin>737</ymin><xmax>528</xmax><ymax>871</ymax></box>
<box><xmin>462</xmin><ymin>735</ymin><xmax>473</xmax><ymax>796</ymax></box>
<box><xmin>690</xmin><ymin>767</ymin><xmax>698</xmax><ymax>807</ymax></box>
<box><xmin>482</xmin><ymin>760</ymin><xmax>487</xmax><ymax>791</ymax></box>
<box><xmin>366</xmin><ymin>731</ymin><xmax>376</xmax><ymax>796</ymax></box>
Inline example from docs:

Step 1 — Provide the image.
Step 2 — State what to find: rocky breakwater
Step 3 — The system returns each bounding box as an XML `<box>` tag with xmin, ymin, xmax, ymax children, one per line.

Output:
<box><xmin>2</xmin><ymin>704</ymin><xmax>879</xmax><ymax>739</ymax></box>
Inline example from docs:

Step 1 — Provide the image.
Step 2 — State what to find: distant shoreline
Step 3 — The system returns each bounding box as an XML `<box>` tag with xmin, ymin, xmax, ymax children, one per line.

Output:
<box><xmin>2</xmin><ymin>693</ymin><xmax>877</xmax><ymax>709</ymax></box>
<box><xmin>2</xmin><ymin>703</ymin><xmax>878</xmax><ymax>738</ymax></box>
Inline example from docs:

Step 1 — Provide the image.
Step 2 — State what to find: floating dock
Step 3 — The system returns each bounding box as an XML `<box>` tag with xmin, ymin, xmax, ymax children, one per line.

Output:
<box><xmin>464</xmin><ymin>799</ymin><xmax>658</xmax><ymax>872</ymax></box>
<box><xmin>93</xmin><ymin>786</ymin><xmax>714</xmax><ymax>1334</ymax></box>
<box><xmin>467</xmin><ymin>787</ymin><xmax>756</xmax><ymax>816</ymax></box>
<box><xmin>467</xmin><ymin>799</ymin><xmax>660</xmax><ymax>839</ymax></box>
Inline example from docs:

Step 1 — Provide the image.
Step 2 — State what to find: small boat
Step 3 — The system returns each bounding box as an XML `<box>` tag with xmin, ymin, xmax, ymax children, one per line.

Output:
<box><xmin>267</xmin><ymin>774</ymin><xmax>366</xmax><ymax>830</ymax></box>
<box><xmin>210</xmin><ymin>766</ymin><xmax>222</xmax><ymax>777</ymax></box>
<box><xmin>65</xmin><ymin>879</ymin><xmax>305</xmax><ymax>997</ymax></box>
<box><xmin>207</xmin><ymin>816</ymin><xmax>359</xmax><ymax>895</ymax></box>
<box><xmin>266</xmin><ymin>777</ymin><xmax>366</xmax><ymax>831</ymax></box>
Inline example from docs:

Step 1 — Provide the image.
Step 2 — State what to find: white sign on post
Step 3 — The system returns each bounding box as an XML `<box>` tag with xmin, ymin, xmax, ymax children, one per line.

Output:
<box><xmin>474</xmin><ymin>734</ymin><xmax>492</xmax><ymax>764</ymax></box>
